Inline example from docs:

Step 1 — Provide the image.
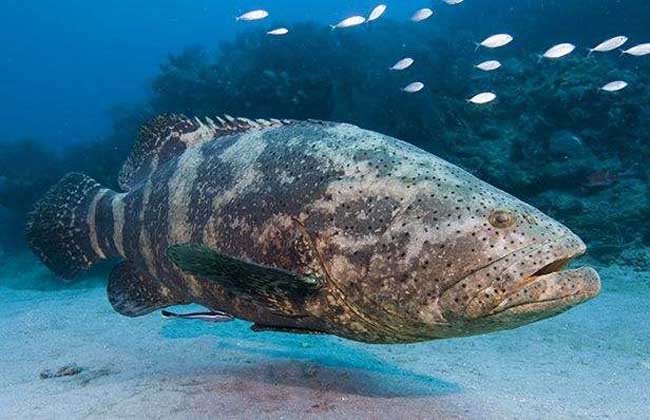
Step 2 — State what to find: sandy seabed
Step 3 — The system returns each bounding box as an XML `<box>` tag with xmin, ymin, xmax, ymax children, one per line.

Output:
<box><xmin>1</xmin><ymin>255</ymin><xmax>648</xmax><ymax>420</ymax></box>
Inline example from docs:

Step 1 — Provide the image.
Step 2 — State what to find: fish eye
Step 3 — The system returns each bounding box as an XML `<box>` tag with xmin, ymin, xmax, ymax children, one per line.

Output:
<box><xmin>489</xmin><ymin>209</ymin><xmax>516</xmax><ymax>229</ymax></box>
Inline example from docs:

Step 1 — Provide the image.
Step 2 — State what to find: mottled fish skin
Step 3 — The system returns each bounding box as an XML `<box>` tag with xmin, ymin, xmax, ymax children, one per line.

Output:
<box><xmin>85</xmin><ymin>119</ymin><xmax>598</xmax><ymax>343</ymax></box>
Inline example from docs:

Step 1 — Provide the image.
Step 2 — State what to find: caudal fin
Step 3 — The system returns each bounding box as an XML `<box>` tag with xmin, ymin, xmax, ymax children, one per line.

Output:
<box><xmin>26</xmin><ymin>172</ymin><xmax>114</xmax><ymax>280</ymax></box>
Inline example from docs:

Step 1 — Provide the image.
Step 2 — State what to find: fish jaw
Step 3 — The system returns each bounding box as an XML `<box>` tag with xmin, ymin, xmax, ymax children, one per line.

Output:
<box><xmin>438</xmin><ymin>234</ymin><xmax>601</xmax><ymax>336</ymax></box>
<box><xmin>485</xmin><ymin>266</ymin><xmax>600</xmax><ymax>327</ymax></box>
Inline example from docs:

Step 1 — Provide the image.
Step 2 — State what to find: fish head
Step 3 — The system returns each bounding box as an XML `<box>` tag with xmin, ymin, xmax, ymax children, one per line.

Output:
<box><xmin>433</xmin><ymin>206</ymin><xmax>601</xmax><ymax>337</ymax></box>
<box><xmin>358</xmin><ymin>153</ymin><xmax>600</xmax><ymax>342</ymax></box>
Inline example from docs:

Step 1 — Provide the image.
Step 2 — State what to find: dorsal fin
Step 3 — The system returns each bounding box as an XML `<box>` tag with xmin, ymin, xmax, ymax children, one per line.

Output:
<box><xmin>118</xmin><ymin>113</ymin><xmax>291</xmax><ymax>191</ymax></box>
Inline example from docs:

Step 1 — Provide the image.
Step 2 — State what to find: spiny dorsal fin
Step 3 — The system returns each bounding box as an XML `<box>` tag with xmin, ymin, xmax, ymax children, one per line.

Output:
<box><xmin>118</xmin><ymin>114</ymin><xmax>292</xmax><ymax>191</ymax></box>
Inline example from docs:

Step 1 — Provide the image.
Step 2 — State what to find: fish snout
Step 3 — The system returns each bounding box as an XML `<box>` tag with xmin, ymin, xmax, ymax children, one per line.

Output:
<box><xmin>439</xmin><ymin>234</ymin><xmax>599</xmax><ymax>332</ymax></box>
<box><xmin>484</xmin><ymin>234</ymin><xmax>598</xmax><ymax>316</ymax></box>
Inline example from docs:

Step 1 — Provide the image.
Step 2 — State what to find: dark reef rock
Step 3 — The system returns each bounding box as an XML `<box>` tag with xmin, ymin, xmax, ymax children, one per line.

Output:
<box><xmin>40</xmin><ymin>364</ymin><xmax>83</xmax><ymax>380</ymax></box>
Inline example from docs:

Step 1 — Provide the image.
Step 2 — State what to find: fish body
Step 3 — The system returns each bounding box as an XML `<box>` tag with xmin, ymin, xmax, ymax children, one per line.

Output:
<box><xmin>600</xmin><ymin>81</ymin><xmax>628</xmax><ymax>92</ymax></box>
<box><xmin>402</xmin><ymin>82</ymin><xmax>424</xmax><ymax>93</ymax></box>
<box><xmin>236</xmin><ymin>10</ymin><xmax>269</xmax><ymax>22</ymax></box>
<box><xmin>475</xmin><ymin>60</ymin><xmax>502</xmax><ymax>71</ymax></box>
<box><xmin>411</xmin><ymin>8</ymin><xmax>434</xmax><ymax>22</ymax></box>
<box><xmin>27</xmin><ymin>116</ymin><xmax>600</xmax><ymax>344</ymax></box>
<box><xmin>468</xmin><ymin>92</ymin><xmax>497</xmax><ymax>104</ymax></box>
<box><xmin>444</xmin><ymin>0</ymin><xmax>464</xmax><ymax>4</ymax></box>
<box><xmin>541</xmin><ymin>43</ymin><xmax>576</xmax><ymax>61</ymax></box>
<box><xmin>331</xmin><ymin>16</ymin><xmax>366</xmax><ymax>29</ymax></box>
<box><xmin>390</xmin><ymin>57</ymin><xmax>414</xmax><ymax>71</ymax></box>
<box><xmin>267</xmin><ymin>28</ymin><xmax>289</xmax><ymax>36</ymax></box>
<box><xmin>367</xmin><ymin>4</ymin><xmax>387</xmax><ymax>22</ymax></box>
<box><xmin>588</xmin><ymin>36</ymin><xmax>628</xmax><ymax>56</ymax></box>
<box><xmin>476</xmin><ymin>34</ymin><xmax>513</xmax><ymax>51</ymax></box>
<box><xmin>622</xmin><ymin>43</ymin><xmax>650</xmax><ymax>56</ymax></box>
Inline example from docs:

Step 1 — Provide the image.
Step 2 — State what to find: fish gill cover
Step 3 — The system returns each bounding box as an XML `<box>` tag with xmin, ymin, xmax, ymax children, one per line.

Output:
<box><xmin>0</xmin><ymin>0</ymin><xmax>649</xmax><ymax>270</ymax></box>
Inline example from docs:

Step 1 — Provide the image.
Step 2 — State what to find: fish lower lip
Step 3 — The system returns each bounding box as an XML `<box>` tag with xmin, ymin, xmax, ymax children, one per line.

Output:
<box><xmin>491</xmin><ymin>266</ymin><xmax>601</xmax><ymax>315</ymax></box>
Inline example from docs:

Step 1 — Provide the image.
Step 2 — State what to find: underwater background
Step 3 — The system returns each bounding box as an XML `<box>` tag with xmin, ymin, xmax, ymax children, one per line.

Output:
<box><xmin>1</xmin><ymin>1</ymin><xmax>649</xmax><ymax>418</ymax></box>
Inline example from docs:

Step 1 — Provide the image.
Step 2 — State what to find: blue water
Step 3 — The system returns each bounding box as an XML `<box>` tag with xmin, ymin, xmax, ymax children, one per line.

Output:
<box><xmin>1</xmin><ymin>1</ymin><xmax>650</xmax><ymax>418</ymax></box>
<box><xmin>1</xmin><ymin>0</ymin><xmax>417</xmax><ymax>145</ymax></box>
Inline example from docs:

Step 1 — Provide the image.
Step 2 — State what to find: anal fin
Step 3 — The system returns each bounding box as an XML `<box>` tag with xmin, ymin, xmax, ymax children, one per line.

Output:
<box><xmin>250</xmin><ymin>324</ymin><xmax>328</xmax><ymax>335</ymax></box>
<box><xmin>107</xmin><ymin>261</ymin><xmax>189</xmax><ymax>317</ymax></box>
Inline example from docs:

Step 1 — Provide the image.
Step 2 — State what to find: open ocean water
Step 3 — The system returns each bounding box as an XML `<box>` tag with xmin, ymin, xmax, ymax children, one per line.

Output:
<box><xmin>1</xmin><ymin>1</ymin><xmax>649</xmax><ymax>419</ymax></box>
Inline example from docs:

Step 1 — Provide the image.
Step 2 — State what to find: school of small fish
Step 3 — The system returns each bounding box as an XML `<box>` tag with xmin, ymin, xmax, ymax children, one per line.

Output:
<box><xmin>234</xmin><ymin>5</ymin><xmax>647</xmax><ymax>103</ymax></box>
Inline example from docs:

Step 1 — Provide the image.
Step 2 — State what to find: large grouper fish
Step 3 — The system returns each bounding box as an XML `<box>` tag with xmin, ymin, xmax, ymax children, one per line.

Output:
<box><xmin>26</xmin><ymin>115</ymin><xmax>601</xmax><ymax>343</ymax></box>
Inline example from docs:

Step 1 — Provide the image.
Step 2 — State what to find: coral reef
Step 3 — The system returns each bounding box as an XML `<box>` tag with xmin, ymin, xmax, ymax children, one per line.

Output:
<box><xmin>1</xmin><ymin>19</ymin><xmax>649</xmax><ymax>262</ymax></box>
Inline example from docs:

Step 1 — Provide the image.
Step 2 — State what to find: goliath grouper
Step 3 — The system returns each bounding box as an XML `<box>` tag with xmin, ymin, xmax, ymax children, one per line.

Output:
<box><xmin>26</xmin><ymin>115</ymin><xmax>601</xmax><ymax>343</ymax></box>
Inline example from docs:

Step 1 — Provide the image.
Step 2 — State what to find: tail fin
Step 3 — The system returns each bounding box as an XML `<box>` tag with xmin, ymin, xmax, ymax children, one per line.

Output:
<box><xmin>587</xmin><ymin>49</ymin><xmax>594</xmax><ymax>57</ymax></box>
<box><xmin>26</xmin><ymin>173</ymin><xmax>114</xmax><ymax>280</ymax></box>
<box><xmin>474</xmin><ymin>42</ymin><xmax>480</xmax><ymax>52</ymax></box>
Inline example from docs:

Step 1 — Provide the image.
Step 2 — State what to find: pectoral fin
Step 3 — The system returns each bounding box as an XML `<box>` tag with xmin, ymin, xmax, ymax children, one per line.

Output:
<box><xmin>107</xmin><ymin>261</ymin><xmax>189</xmax><ymax>317</ymax></box>
<box><xmin>166</xmin><ymin>243</ymin><xmax>323</xmax><ymax>308</ymax></box>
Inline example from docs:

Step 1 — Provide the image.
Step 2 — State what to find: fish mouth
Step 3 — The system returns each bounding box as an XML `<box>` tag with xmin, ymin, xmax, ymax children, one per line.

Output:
<box><xmin>488</xmin><ymin>266</ymin><xmax>600</xmax><ymax>318</ymax></box>
<box><xmin>484</xmin><ymin>235</ymin><xmax>601</xmax><ymax>324</ymax></box>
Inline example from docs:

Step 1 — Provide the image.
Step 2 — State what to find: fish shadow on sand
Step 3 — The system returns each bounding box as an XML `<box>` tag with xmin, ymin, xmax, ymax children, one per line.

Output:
<box><xmin>161</xmin><ymin>321</ymin><xmax>460</xmax><ymax>398</ymax></box>
<box><xmin>218</xmin><ymin>359</ymin><xmax>459</xmax><ymax>399</ymax></box>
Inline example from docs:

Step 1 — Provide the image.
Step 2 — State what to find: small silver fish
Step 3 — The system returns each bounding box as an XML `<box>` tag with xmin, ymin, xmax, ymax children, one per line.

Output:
<box><xmin>402</xmin><ymin>82</ymin><xmax>424</xmax><ymax>93</ymax></box>
<box><xmin>468</xmin><ymin>92</ymin><xmax>497</xmax><ymax>104</ymax></box>
<box><xmin>411</xmin><ymin>8</ymin><xmax>434</xmax><ymax>22</ymax></box>
<box><xmin>267</xmin><ymin>28</ymin><xmax>289</xmax><ymax>36</ymax></box>
<box><xmin>588</xmin><ymin>36</ymin><xmax>628</xmax><ymax>56</ymax></box>
<box><xmin>331</xmin><ymin>16</ymin><xmax>366</xmax><ymax>30</ymax></box>
<box><xmin>161</xmin><ymin>310</ymin><xmax>234</xmax><ymax>323</ymax></box>
<box><xmin>622</xmin><ymin>43</ymin><xmax>650</xmax><ymax>57</ymax></box>
<box><xmin>600</xmin><ymin>81</ymin><xmax>628</xmax><ymax>92</ymax></box>
<box><xmin>476</xmin><ymin>34</ymin><xmax>513</xmax><ymax>51</ymax></box>
<box><xmin>367</xmin><ymin>4</ymin><xmax>387</xmax><ymax>22</ymax></box>
<box><xmin>236</xmin><ymin>10</ymin><xmax>269</xmax><ymax>22</ymax></box>
<box><xmin>540</xmin><ymin>43</ymin><xmax>576</xmax><ymax>61</ymax></box>
<box><xmin>390</xmin><ymin>57</ymin><xmax>414</xmax><ymax>71</ymax></box>
<box><xmin>475</xmin><ymin>60</ymin><xmax>502</xmax><ymax>71</ymax></box>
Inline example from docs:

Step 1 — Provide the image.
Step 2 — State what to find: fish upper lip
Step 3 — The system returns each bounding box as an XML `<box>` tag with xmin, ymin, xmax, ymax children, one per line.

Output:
<box><xmin>504</xmin><ymin>234</ymin><xmax>586</xmax><ymax>284</ymax></box>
